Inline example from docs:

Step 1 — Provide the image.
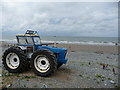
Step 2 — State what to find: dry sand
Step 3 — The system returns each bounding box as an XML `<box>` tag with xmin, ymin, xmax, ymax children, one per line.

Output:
<box><xmin>57</xmin><ymin>43</ymin><xmax>118</xmax><ymax>54</ymax></box>
<box><xmin>0</xmin><ymin>42</ymin><xmax>119</xmax><ymax>88</ymax></box>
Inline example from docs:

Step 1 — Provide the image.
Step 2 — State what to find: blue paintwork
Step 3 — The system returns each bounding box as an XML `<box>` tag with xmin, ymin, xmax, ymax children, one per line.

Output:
<box><xmin>35</xmin><ymin>45</ymin><xmax>68</xmax><ymax>64</ymax></box>
<box><xmin>19</xmin><ymin>45</ymin><xmax>35</xmax><ymax>46</ymax></box>
<box><xmin>16</xmin><ymin>31</ymin><xmax>68</xmax><ymax>64</ymax></box>
<box><xmin>19</xmin><ymin>44</ymin><xmax>68</xmax><ymax>64</ymax></box>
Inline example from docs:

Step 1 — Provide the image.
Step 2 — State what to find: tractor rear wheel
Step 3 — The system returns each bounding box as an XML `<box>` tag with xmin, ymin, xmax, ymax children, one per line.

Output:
<box><xmin>31</xmin><ymin>49</ymin><xmax>57</xmax><ymax>77</ymax></box>
<box><xmin>2</xmin><ymin>47</ymin><xmax>28</xmax><ymax>73</ymax></box>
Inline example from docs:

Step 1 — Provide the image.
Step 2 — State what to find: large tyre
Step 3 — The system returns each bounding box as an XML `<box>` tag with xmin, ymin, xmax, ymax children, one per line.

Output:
<box><xmin>31</xmin><ymin>49</ymin><xmax>57</xmax><ymax>77</ymax></box>
<box><xmin>2</xmin><ymin>47</ymin><xmax>28</xmax><ymax>73</ymax></box>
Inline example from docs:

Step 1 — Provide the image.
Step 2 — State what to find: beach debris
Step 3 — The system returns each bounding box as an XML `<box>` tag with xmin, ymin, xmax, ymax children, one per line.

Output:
<box><xmin>93</xmin><ymin>78</ymin><xmax>97</xmax><ymax>81</ymax></box>
<box><xmin>104</xmin><ymin>83</ymin><xmax>107</xmax><ymax>86</ymax></box>
<box><xmin>96</xmin><ymin>79</ymin><xmax>100</xmax><ymax>84</ymax></box>
<box><xmin>107</xmin><ymin>77</ymin><xmax>112</xmax><ymax>80</ymax></box>
<box><xmin>86</xmin><ymin>77</ymin><xmax>90</xmax><ymax>79</ymax></box>
<box><xmin>110</xmin><ymin>80</ymin><xmax>115</xmax><ymax>84</ymax></box>
<box><xmin>6</xmin><ymin>84</ymin><xmax>11</xmax><ymax>88</ymax></box>
<box><xmin>5</xmin><ymin>72</ymin><xmax>9</xmax><ymax>76</ymax></box>
<box><xmin>96</xmin><ymin>51</ymin><xmax>104</xmax><ymax>54</ymax></box>
<box><xmin>114</xmin><ymin>85</ymin><xmax>120</xmax><ymax>88</ymax></box>
<box><xmin>112</xmin><ymin>68</ymin><xmax>115</xmax><ymax>74</ymax></box>
<box><xmin>105</xmin><ymin>64</ymin><xmax>108</xmax><ymax>68</ymax></box>
<box><xmin>71</xmin><ymin>50</ymin><xmax>75</xmax><ymax>52</ymax></box>
<box><xmin>115</xmin><ymin>43</ymin><xmax>118</xmax><ymax>45</ymax></box>
<box><xmin>106</xmin><ymin>56</ymin><xmax>110</xmax><ymax>59</ymax></box>
<box><xmin>0</xmin><ymin>74</ymin><xmax>2</xmax><ymax>77</ymax></box>
<box><xmin>23</xmin><ymin>85</ymin><xmax>26</xmax><ymax>88</ymax></box>
<box><xmin>104</xmin><ymin>81</ymin><xmax>107</xmax><ymax>86</ymax></box>
<box><xmin>101</xmin><ymin>79</ymin><xmax>104</xmax><ymax>81</ymax></box>
<box><xmin>41</xmin><ymin>84</ymin><xmax>47</xmax><ymax>88</ymax></box>
<box><xmin>103</xmin><ymin>64</ymin><xmax>105</xmax><ymax>69</ymax></box>
<box><xmin>104</xmin><ymin>64</ymin><xmax>109</xmax><ymax>69</ymax></box>
<box><xmin>79</xmin><ymin>74</ymin><xmax>83</xmax><ymax>77</ymax></box>
<box><xmin>102</xmin><ymin>64</ymin><xmax>109</xmax><ymax>69</ymax></box>
<box><xmin>69</xmin><ymin>46</ymin><xmax>71</xmax><ymax>51</ymax></box>
<box><xmin>106</xmin><ymin>56</ymin><xmax>112</xmax><ymax>59</ymax></box>
<box><xmin>88</xmin><ymin>61</ymin><xmax>91</xmax><ymax>65</ymax></box>
<box><xmin>95</xmin><ymin>74</ymin><xmax>105</xmax><ymax>78</ymax></box>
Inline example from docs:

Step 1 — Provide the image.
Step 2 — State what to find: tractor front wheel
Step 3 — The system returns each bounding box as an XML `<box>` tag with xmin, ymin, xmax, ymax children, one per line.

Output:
<box><xmin>31</xmin><ymin>49</ymin><xmax>57</xmax><ymax>77</ymax></box>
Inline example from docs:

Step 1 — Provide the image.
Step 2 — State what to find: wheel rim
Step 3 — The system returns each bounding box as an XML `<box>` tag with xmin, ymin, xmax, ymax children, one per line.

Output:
<box><xmin>34</xmin><ymin>55</ymin><xmax>50</xmax><ymax>73</ymax></box>
<box><xmin>6</xmin><ymin>53</ymin><xmax>20</xmax><ymax>69</ymax></box>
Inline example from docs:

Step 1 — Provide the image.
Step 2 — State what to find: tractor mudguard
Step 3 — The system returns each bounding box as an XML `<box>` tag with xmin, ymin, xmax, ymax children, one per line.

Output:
<box><xmin>35</xmin><ymin>46</ymin><xmax>68</xmax><ymax>64</ymax></box>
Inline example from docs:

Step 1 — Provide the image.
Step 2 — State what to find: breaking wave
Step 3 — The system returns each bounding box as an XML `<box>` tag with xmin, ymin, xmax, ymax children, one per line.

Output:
<box><xmin>0</xmin><ymin>39</ymin><xmax>118</xmax><ymax>46</ymax></box>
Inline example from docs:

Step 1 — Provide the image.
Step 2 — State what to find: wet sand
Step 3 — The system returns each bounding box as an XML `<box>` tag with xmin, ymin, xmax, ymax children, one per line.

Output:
<box><xmin>0</xmin><ymin>41</ymin><xmax>119</xmax><ymax>88</ymax></box>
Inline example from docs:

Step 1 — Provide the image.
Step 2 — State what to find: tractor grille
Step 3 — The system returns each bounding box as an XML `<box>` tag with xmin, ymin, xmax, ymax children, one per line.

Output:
<box><xmin>54</xmin><ymin>50</ymin><xmax>67</xmax><ymax>59</ymax></box>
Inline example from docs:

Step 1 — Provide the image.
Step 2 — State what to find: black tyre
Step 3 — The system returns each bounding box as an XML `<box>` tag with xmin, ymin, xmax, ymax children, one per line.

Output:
<box><xmin>2</xmin><ymin>47</ymin><xmax>28</xmax><ymax>73</ymax></box>
<box><xmin>31</xmin><ymin>49</ymin><xmax>57</xmax><ymax>77</ymax></box>
<box><xmin>57</xmin><ymin>63</ymin><xmax>63</xmax><ymax>68</ymax></box>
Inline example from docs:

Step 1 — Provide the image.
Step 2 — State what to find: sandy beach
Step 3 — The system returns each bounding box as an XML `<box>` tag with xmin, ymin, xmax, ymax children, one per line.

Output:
<box><xmin>57</xmin><ymin>43</ymin><xmax>118</xmax><ymax>54</ymax></box>
<box><xmin>0</xmin><ymin>41</ymin><xmax>119</xmax><ymax>88</ymax></box>
<box><xmin>1</xmin><ymin>1</ymin><xmax>119</xmax><ymax>89</ymax></box>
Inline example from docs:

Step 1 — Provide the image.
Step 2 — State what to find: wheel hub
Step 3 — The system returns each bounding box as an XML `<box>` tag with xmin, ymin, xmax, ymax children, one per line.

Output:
<box><xmin>34</xmin><ymin>56</ymin><xmax>50</xmax><ymax>73</ymax></box>
<box><xmin>6</xmin><ymin>53</ymin><xmax>20</xmax><ymax>69</ymax></box>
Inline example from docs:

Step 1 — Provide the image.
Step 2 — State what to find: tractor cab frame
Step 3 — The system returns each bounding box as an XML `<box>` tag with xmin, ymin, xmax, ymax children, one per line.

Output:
<box><xmin>16</xmin><ymin>30</ymin><xmax>41</xmax><ymax>46</ymax></box>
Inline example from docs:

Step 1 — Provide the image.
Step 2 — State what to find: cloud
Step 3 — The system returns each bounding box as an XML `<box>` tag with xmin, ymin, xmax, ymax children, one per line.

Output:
<box><xmin>1</xmin><ymin>2</ymin><xmax>118</xmax><ymax>37</ymax></box>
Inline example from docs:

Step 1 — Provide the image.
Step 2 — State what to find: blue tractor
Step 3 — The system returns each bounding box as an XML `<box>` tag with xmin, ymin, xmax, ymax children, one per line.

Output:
<box><xmin>2</xmin><ymin>30</ymin><xmax>68</xmax><ymax>77</ymax></box>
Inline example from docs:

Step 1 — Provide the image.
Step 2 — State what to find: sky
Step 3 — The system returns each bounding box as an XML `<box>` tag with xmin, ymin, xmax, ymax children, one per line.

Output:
<box><xmin>0</xmin><ymin>2</ymin><xmax>118</xmax><ymax>37</ymax></box>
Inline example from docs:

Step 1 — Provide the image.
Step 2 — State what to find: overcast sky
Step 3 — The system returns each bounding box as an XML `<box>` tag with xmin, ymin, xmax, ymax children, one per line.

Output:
<box><xmin>1</xmin><ymin>2</ymin><xmax>118</xmax><ymax>37</ymax></box>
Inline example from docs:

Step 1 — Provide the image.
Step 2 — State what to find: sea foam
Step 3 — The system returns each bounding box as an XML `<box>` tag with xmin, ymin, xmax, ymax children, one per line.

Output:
<box><xmin>0</xmin><ymin>39</ymin><xmax>118</xmax><ymax>46</ymax></box>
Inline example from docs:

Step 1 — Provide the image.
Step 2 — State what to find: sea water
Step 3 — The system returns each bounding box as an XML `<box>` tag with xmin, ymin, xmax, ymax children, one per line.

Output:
<box><xmin>41</xmin><ymin>36</ymin><xmax>118</xmax><ymax>46</ymax></box>
<box><xmin>1</xmin><ymin>36</ymin><xmax>118</xmax><ymax>46</ymax></box>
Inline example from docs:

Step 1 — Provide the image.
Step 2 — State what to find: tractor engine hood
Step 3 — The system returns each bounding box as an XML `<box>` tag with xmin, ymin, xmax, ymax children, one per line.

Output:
<box><xmin>36</xmin><ymin>46</ymin><xmax>68</xmax><ymax>64</ymax></box>
<box><xmin>36</xmin><ymin>46</ymin><xmax>67</xmax><ymax>53</ymax></box>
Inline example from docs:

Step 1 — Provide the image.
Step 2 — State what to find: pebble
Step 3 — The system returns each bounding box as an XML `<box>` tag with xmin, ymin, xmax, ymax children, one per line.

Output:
<box><xmin>6</xmin><ymin>84</ymin><xmax>11</xmax><ymax>88</ymax></box>
<box><xmin>5</xmin><ymin>72</ymin><xmax>9</xmax><ymax>76</ymax></box>
<box><xmin>104</xmin><ymin>83</ymin><xmax>107</xmax><ymax>86</ymax></box>
<box><xmin>41</xmin><ymin>84</ymin><xmax>47</xmax><ymax>88</ymax></box>
<box><xmin>110</xmin><ymin>80</ymin><xmax>115</xmax><ymax>84</ymax></box>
